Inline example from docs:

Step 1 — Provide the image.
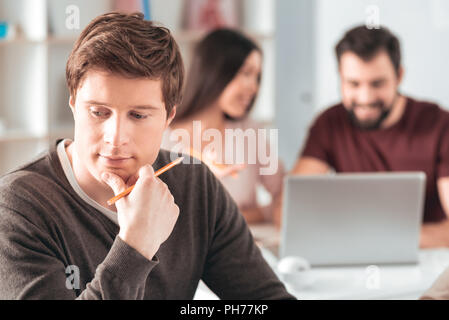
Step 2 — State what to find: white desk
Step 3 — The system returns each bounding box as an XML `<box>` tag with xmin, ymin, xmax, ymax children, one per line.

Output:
<box><xmin>288</xmin><ymin>248</ymin><xmax>449</xmax><ymax>300</ymax></box>
<box><xmin>194</xmin><ymin>224</ymin><xmax>449</xmax><ymax>300</ymax></box>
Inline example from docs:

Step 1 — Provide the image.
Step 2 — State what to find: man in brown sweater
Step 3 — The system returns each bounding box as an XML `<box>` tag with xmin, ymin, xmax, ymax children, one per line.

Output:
<box><xmin>0</xmin><ymin>12</ymin><xmax>294</xmax><ymax>300</ymax></box>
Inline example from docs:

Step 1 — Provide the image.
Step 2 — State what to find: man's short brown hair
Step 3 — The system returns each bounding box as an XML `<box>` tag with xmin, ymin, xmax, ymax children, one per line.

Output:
<box><xmin>335</xmin><ymin>25</ymin><xmax>401</xmax><ymax>75</ymax></box>
<box><xmin>66</xmin><ymin>12</ymin><xmax>184</xmax><ymax>115</ymax></box>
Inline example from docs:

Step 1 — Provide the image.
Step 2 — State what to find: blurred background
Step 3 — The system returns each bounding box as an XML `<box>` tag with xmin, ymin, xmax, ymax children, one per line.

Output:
<box><xmin>1</xmin><ymin>0</ymin><xmax>449</xmax><ymax>175</ymax></box>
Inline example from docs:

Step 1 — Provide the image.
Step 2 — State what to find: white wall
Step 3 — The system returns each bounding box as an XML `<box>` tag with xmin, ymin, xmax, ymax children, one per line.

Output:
<box><xmin>275</xmin><ymin>0</ymin><xmax>317</xmax><ymax>169</ymax></box>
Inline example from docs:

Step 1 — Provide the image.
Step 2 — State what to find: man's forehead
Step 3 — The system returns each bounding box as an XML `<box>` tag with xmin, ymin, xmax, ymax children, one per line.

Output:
<box><xmin>76</xmin><ymin>70</ymin><xmax>165</xmax><ymax>109</ymax></box>
<box><xmin>339</xmin><ymin>50</ymin><xmax>396</xmax><ymax>79</ymax></box>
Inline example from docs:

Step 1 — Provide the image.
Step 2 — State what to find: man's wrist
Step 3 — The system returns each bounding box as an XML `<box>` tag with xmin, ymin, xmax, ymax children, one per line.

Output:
<box><xmin>118</xmin><ymin>231</ymin><xmax>160</xmax><ymax>261</ymax></box>
<box><xmin>101</xmin><ymin>236</ymin><xmax>159</xmax><ymax>284</ymax></box>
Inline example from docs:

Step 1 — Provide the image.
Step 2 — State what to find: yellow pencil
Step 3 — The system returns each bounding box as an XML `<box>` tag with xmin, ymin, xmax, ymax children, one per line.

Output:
<box><xmin>107</xmin><ymin>157</ymin><xmax>184</xmax><ymax>206</ymax></box>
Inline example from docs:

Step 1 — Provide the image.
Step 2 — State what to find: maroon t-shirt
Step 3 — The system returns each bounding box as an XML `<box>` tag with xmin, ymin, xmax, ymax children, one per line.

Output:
<box><xmin>301</xmin><ymin>97</ymin><xmax>449</xmax><ymax>223</ymax></box>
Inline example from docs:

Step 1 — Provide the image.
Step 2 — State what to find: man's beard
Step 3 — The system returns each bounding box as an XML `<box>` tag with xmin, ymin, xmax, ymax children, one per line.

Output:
<box><xmin>346</xmin><ymin>96</ymin><xmax>397</xmax><ymax>131</ymax></box>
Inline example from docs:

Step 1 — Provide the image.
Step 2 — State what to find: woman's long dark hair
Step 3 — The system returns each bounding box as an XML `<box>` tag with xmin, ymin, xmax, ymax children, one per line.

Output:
<box><xmin>174</xmin><ymin>28</ymin><xmax>261</xmax><ymax>123</ymax></box>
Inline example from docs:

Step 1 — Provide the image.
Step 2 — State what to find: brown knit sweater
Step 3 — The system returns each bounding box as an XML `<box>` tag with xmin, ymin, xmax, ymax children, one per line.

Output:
<box><xmin>0</xmin><ymin>140</ymin><xmax>294</xmax><ymax>300</ymax></box>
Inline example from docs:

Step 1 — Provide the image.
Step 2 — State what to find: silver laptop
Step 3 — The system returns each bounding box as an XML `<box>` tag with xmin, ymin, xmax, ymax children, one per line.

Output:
<box><xmin>280</xmin><ymin>172</ymin><xmax>426</xmax><ymax>266</ymax></box>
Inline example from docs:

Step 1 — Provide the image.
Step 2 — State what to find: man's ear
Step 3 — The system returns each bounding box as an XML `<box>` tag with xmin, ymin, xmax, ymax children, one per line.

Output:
<box><xmin>397</xmin><ymin>66</ymin><xmax>405</xmax><ymax>86</ymax></box>
<box><xmin>69</xmin><ymin>96</ymin><xmax>76</xmax><ymax>116</ymax></box>
<box><xmin>165</xmin><ymin>106</ymin><xmax>177</xmax><ymax>129</ymax></box>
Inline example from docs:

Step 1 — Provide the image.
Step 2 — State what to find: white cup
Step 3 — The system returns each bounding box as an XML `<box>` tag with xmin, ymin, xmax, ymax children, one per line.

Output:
<box><xmin>277</xmin><ymin>256</ymin><xmax>314</xmax><ymax>289</ymax></box>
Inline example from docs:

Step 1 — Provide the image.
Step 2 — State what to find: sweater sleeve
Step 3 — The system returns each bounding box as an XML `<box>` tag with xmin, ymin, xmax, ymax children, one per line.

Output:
<box><xmin>201</xmin><ymin>170</ymin><xmax>296</xmax><ymax>300</ymax></box>
<box><xmin>0</xmin><ymin>205</ymin><xmax>158</xmax><ymax>300</ymax></box>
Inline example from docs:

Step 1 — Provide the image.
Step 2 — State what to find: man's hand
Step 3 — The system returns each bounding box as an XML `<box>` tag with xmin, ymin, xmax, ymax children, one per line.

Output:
<box><xmin>102</xmin><ymin>165</ymin><xmax>180</xmax><ymax>260</ymax></box>
<box><xmin>420</xmin><ymin>220</ymin><xmax>449</xmax><ymax>248</ymax></box>
<box><xmin>291</xmin><ymin>156</ymin><xmax>330</xmax><ymax>175</ymax></box>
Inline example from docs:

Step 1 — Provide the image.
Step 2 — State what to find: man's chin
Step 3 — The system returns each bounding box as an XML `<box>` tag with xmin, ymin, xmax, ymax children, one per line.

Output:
<box><xmin>98</xmin><ymin>167</ymin><xmax>134</xmax><ymax>183</ymax></box>
<box><xmin>347</xmin><ymin>108</ymin><xmax>391</xmax><ymax>131</ymax></box>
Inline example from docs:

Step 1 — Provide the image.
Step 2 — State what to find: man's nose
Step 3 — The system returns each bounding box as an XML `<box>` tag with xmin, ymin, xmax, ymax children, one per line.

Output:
<box><xmin>103</xmin><ymin>115</ymin><xmax>129</xmax><ymax>147</ymax></box>
<box><xmin>356</xmin><ymin>86</ymin><xmax>377</xmax><ymax>106</ymax></box>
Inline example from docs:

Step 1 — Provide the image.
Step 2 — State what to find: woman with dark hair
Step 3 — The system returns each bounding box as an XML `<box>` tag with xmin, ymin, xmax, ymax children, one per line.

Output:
<box><xmin>175</xmin><ymin>28</ymin><xmax>260</xmax><ymax>122</ymax></box>
<box><xmin>162</xmin><ymin>28</ymin><xmax>284</xmax><ymax>227</ymax></box>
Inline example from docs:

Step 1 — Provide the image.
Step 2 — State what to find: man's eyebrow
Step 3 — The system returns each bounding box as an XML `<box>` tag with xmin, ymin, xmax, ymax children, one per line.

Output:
<box><xmin>345</xmin><ymin>77</ymin><xmax>386</xmax><ymax>83</ymax></box>
<box><xmin>132</xmin><ymin>105</ymin><xmax>160</xmax><ymax>110</ymax></box>
<box><xmin>84</xmin><ymin>100</ymin><xmax>110</xmax><ymax>106</ymax></box>
<box><xmin>84</xmin><ymin>100</ymin><xmax>160</xmax><ymax>110</ymax></box>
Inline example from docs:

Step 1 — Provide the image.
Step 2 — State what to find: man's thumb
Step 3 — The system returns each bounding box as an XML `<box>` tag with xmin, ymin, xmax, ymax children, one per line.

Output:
<box><xmin>101</xmin><ymin>172</ymin><xmax>126</xmax><ymax>195</ymax></box>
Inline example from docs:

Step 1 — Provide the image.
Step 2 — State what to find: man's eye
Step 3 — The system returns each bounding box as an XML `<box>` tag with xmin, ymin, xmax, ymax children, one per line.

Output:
<box><xmin>130</xmin><ymin>111</ymin><xmax>147</xmax><ymax>119</ymax></box>
<box><xmin>372</xmin><ymin>81</ymin><xmax>385</xmax><ymax>88</ymax></box>
<box><xmin>90</xmin><ymin>110</ymin><xmax>109</xmax><ymax>117</ymax></box>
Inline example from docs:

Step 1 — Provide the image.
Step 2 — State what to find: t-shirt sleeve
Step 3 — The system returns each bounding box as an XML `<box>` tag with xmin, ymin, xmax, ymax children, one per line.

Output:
<box><xmin>260</xmin><ymin>159</ymin><xmax>285</xmax><ymax>199</ymax></box>
<box><xmin>257</xmin><ymin>126</ymin><xmax>285</xmax><ymax>221</ymax></box>
<box><xmin>0</xmin><ymin>201</ymin><xmax>158</xmax><ymax>300</ymax></box>
<box><xmin>437</xmin><ymin>116</ymin><xmax>449</xmax><ymax>178</ymax></box>
<box><xmin>257</xmin><ymin>124</ymin><xmax>285</xmax><ymax>198</ymax></box>
<box><xmin>300</xmin><ymin>111</ymin><xmax>332</xmax><ymax>163</ymax></box>
<box><xmin>258</xmin><ymin>159</ymin><xmax>285</xmax><ymax>221</ymax></box>
<box><xmin>201</xmin><ymin>169</ymin><xmax>295</xmax><ymax>300</ymax></box>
